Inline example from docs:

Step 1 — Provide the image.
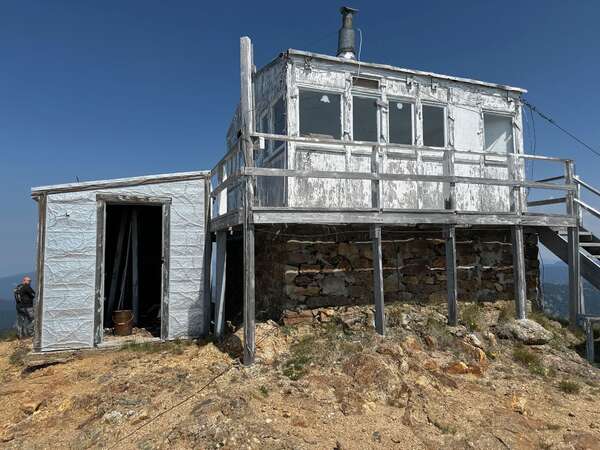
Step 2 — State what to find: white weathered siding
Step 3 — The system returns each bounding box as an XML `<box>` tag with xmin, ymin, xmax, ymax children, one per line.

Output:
<box><xmin>281</xmin><ymin>55</ymin><xmax>522</xmax><ymax>212</ymax></box>
<box><xmin>40</xmin><ymin>177</ymin><xmax>207</xmax><ymax>351</ymax></box>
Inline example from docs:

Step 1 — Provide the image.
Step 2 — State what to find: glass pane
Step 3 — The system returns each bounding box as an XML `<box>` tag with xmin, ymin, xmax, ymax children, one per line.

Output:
<box><xmin>422</xmin><ymin>105</ymin><xmax>445</xmax><ymax>147</ymax></box>
<box><xmin>389</xmin><ymin>101</ymin><xmax>412</xmax><ymax>145</ymax></box>
<box><xmin>299</xmin><ymin>90</ymin><xmax>341</xmax><ymax>138</ymax></box>
<box><xmin>353</xmin><ymin>96</ymin><xmax>378</xmax><ymax>142</ymax></box>
<box><xmin>272</xmin><ymin>97</ymin><xmax>286</xmax><ymax>150</ymax></box>
<box><xmin>484</xmin><ymin>114</ymin><xmax>513</xmax><ymax>153</ymax></box>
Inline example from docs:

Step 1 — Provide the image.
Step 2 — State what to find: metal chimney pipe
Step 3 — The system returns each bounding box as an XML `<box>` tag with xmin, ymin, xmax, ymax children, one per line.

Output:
<box><xmin>337</xmin><ymin>6</ymin><xmax>358</xmax><ymax>60</ymax></box>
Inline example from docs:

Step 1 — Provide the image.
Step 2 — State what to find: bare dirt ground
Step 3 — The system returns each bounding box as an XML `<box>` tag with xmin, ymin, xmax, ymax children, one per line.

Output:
<box><xmin>1</xmin><ymin>301</ymin><xmax>600</xmax><ymax>450</ymax></box>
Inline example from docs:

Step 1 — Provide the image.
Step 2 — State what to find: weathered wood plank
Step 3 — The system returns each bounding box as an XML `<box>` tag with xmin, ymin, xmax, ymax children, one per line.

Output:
<box><xmin>214</xmin><ymin>231</ymin><xmax>227</xmax><ymax>338</ymax></box>
<box><xmin>93</xmin><ymin>199</ymin><xmax>105</xmax><ymax>346</ymax></box>
<box><xmin>131</xmin><ymin>210</ymin><xmax>139</xmax><ymax>325</ymax></box>
<box><xmin>371</xmin><ymin>225</ymin><xmax>385</xmax><ymax>335</ymax></box>
<box><xmin>241</xmin><ymin>36</ymin><xmax>256</xmax><ymax>366</ymax></box>
<box><xmin>32</xmin><ymin>171</ymin><xmax>208</xmax><ymax>196</ymax></box>
<box><xmin>161</xmin><ymin>202</ymin><xmax>171</xmax><ymax>340</ymax></box>
<box><xmin>445</xmin><ymin>225</ymin><xmax>458</xmax><ymax>325</ymax></box>
<box><xmin>33</xmin><ymin>194</ymin><xmax>47</xmax><ymax>352</ymax></box>
<box><xmin>511</xmin><ymin>225</ymin><xmax>527</xmax><ymax>320</ymax></box>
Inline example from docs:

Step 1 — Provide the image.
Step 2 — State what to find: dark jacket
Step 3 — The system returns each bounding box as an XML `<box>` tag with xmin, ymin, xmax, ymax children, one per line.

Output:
<box><xmin>15</xmin><ymin>284</ymin><xmax>35</xmax><ymax>308</ymax></box>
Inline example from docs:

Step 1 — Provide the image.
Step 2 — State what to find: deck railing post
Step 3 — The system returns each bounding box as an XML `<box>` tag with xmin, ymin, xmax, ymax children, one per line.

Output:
<box><xmin>443</xmin><ymin>150</ymin><xmax>456</xmax><ymax>211</ymax></box>
<box><xmin>371</xmin><ymin>145</ymin><xmax>382</xmax><ymax>211</ymax></box>
<box><xmin>241</xmin><ymin>36</ymin><xmax>256</xmax><ymax>365</ymax></box>
<box><xmin>511</xmin><ymin>225</ymin><xmax>527</xmax><ymax>320</ymax></box>
<box><xmin>444</xmin><ymin>225</ymin><xmax>458</xmax><ymax>326</ymax></box>
<box><xmin>371</xmin><ymin>224</ymin><xmax>385</xmax><ymax>335</ymax></box>
<box><xmin>566</xmin><ymin>160</ymin><xmax>583</xmax><ymax>326</ymax></box>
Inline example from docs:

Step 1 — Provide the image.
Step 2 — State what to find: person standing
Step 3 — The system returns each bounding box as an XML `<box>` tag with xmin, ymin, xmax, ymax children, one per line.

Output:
<box><xmin>14</xmin><ymin>276</ymin><xmax>35</xmax><ymax>338</ymax></box>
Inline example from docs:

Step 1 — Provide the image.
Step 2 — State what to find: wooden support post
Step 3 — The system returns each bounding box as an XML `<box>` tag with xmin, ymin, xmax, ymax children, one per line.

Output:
<box><xmin>240</xmin><ymin>36</ymin><xmax>256</xmax><ymax>365</ymax></box>
<box><xmin>33</xmin><ymin>194</ymin><xmax>47</xmax><ymax>352</ymax></box>
<box><xmin>445</xmin><ymin>225</ymin><xmax>458</xmax><ymax>326</ymax></box>
<box><xmin>214</xmin><ymin>230</ymin><xmax>227</xmax><ymax>338</ymax></box>
<box><xmin>131</xmin><ymin>210</ymin><xmax>139</xmax><ymax>325</ymax></box>
<box><xmin>512</xmin><ymin>225</ymin><xmax>527</xmax><ymax>320</ymax></box>
<box><xmin>443</xmin><ymin>150</ymin><xmax>456</xmax><ymax>211</ymax></box>
<box><xmin>371</xmin><ymin>225</ymin><xmax>385</xmax><ymax>335</ymax></box>
<box><xmin>107</xmin><ymin>211</ymin><xmax>128</xmax><ymax>321</ymax></box>
<box><xmin>202</xmin><ymin>177</ymin><xmax>213</xmax><ymax>337</ymax></box>
<box><xmin>566</xmin><ymin>160</ymin><xmax>583</xmax><ymax>326</ymax></box>
<box><xmin>585</xmin><ymin>318</ymin><xmax>595</xmax><ymax>364</ymax></box>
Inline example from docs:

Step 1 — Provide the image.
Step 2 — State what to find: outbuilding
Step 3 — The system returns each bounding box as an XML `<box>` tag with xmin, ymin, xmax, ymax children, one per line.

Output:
<box><xmin>31</xmin><ymin>171</ymin><xmax>211</xmax><ymax>352</ymax></box>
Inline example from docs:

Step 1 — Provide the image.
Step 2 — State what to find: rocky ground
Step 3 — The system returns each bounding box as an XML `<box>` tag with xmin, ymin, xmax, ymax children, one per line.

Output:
<box><xmin>1</xmin><ymin>301</ymin><xmax>600</xmax><ymax>449</ymax></box>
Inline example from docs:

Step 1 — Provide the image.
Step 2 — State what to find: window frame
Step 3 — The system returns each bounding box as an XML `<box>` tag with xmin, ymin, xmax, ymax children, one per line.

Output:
<box><xmin>387</xmin><ymin>97</ymin><xmax>415</xmax><ymax>147</ymax></box>
<box><xmin>351</xmin><ymin>93</ymin><xmax>381</xmax><ymax>143</ymax></box>
<box><xmin>482</xmin><ymin>110</ymin><xmax>515</xmax><ymax>154</ymax></box>
<box><xmin>421</xmin><ymin>102</ymin><xmax>447</xmax><ymax>149</ymax></box>
<box><xmin>297</xmin><ymin>87</ymin><xmax>344</xmax><ymax>140</ymax></box>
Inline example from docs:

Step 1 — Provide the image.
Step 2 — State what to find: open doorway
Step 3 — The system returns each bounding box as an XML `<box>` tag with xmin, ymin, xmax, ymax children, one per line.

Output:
<box><xmin>103</xmin><ymin>203</ymin><xmax>164</xmax><ymax>338</ymax></box>
<box><xmin>225</xmin><ymin>233</ymin><xmax>244</xmax><ymax>327</ymax></box>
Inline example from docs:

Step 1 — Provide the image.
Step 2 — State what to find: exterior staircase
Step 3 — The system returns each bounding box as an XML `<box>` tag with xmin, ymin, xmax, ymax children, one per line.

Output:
<box><xmin>533</xmin><ymin>175</ymin><xmax>600</xmax><ymax>293</ymax></box>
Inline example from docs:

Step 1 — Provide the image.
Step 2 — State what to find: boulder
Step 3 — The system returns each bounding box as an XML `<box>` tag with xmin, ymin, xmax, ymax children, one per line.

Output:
<box><xmin>497</xmin><ymin>319</ymin><xmax>553</xmax><ymax>345</ymax></box>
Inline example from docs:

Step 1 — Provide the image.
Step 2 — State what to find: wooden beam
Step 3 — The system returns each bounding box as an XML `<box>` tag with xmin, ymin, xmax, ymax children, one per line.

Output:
<box><xmin>106</xmin><ymin>211</ymin><xmax>128</xmax><ymax>321</ymax></box>
<box><xmin>585</xmin><ymin>318</ymin><xmax>595</xmax><ymax>363</ymax></box>
<box><xmin>567</xmin><ymin>226</ymin><xmax>582</xmax><ymax>325</ymax></box>
<box><xmin>131</xmin><ymin>210</ymin><xmax>139</xmax><ymax>325</ymax></box>
<box><xmin>371</xmin><ymin>225</ymin><xmax>385</xmax><ymax>335</ymax></box>
<box><xmin>160</xmin><ymin>202</ymin><xmax>171</xmax><ymax>340</ymax></box>
<box><xmin>241</xmin><ymin>36</ymin><xmax>256</xmax><ymax>366</ymax></box>
<box><xmin>33</xmin><ymin>194</ymin><xmax>47</xmax><ymax>352</ymax></box>
<box><xmin>202</xmin><ymin>177</ymin><xmax>213</xmax><ymax>337</ymax></box>
<box><xmin>511</xmin><ymin>225</ymin><xmax>527</xmax><ymax>320</ymax></box>
<box><xmin>214</xmin><ymin>230</ymin><xmax>227</xmax><ymax>338</ymax></box>
<box><xmin>93</xmin><ymin>199</ymin><xmax>106</xmax><ymax>346</ymax></box>
<box><xmin>566</xmin><ymin>160</ymin><xmax>583</xmax><ymax>326</ymax></box>
<box><xmin>445</xmin><ymin>225</ymin><xmax>458</xmax><ymax>326</ymax></box>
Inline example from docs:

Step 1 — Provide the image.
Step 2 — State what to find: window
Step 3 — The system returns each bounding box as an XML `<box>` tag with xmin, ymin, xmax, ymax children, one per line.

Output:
<box><xmin>353</xmin><ymin>96</ymin><xmax>378</xmax><ymax>142</ymax></box>
<box><xmin>272</xmin><ymin>97</ymin><xmax>286</xmax><ymax>150</ymax></box>
<box><xmin>299</xmin><ymin>90</ymin><xmax>341</xmax><ymax>138</ymax></box>
<box><xmin>389</xmin><ymin>101</ymin><xmax>413</xmax><ymax>145</ymax></box>
<box><xmin>484</xmin><ymin>113</ymin><xmax>513</xmax><ymax>153</ymax></box>
<box><xmin>352</xmin><ymin>76</ymin><xmax>379</xmax><ymax>90</ymax></box>
<box><xmin>422</xmin><ymin>104</ymin><xmax>445</xmax><ymax>147</ymax></box>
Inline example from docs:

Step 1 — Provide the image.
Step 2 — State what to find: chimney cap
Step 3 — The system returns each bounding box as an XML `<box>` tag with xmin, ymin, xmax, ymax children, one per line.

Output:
<box><xmin>340</xmin><ymin>6</ymin><xmax>358</xmax><ymax>14</ymax></box>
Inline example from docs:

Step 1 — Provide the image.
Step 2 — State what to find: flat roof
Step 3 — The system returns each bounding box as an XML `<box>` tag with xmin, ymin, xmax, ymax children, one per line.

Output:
<box><xmin>285</xmin><ymin>49</ymin><xmax>527</xmax><ymax>94</ymax></box>
<box><xmin>31</xmin><ymin>170</ymin><xmax>209</xmax><ymax>197</ymax></box>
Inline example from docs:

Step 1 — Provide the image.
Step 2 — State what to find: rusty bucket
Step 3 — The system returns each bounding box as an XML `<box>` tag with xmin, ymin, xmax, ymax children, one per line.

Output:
<box><xmin>112</xmin><ymin>310</ymin><xmax>133</xmax><ymax>336</ymax></box>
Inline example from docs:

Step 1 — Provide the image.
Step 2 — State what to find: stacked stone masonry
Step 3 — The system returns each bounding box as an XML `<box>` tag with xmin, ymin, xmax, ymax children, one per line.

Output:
<box><xmin>254</xmin><ymin>225</ymin><xmax>539</xmax><ymax>320</ymax></box>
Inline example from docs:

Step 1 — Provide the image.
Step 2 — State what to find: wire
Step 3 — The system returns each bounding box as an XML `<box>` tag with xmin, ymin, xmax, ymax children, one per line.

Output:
<box><xmin>107</xmin><ymin>323</ymin><xmax>281</xmax><ymax>449</ymax></box>
<box><xmin>523</xmin><ymin>99</ymin><xmax>600</xmax><ymax>160</ymax></box>
<box><xmin>356</xmin><ymin>28</ymin><xmax>363</xmax><ymax>78</ymax></box>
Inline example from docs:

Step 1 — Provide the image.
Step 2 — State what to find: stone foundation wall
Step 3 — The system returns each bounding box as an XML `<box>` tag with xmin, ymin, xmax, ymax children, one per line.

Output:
<box><xmin>255</xmin><ymin>226</ymin><xmax>539</xmax><ymax>320</ymax></box>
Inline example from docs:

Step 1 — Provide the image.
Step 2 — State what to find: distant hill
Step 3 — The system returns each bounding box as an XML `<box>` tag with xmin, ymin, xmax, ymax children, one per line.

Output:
<box><xmin>541</xmin><ymin>262</ymin><xmax>600</xmax><ymax>320</ymax></box>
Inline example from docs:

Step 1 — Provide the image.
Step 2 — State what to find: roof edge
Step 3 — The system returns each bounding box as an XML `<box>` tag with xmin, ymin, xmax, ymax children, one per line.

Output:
<box><xmin>286</xmin><ymin>49</ymin><xmax>527</xmax><ymax>94</ymax></box>
<box><xmin>31</xmin><ymin>170</ymin><xmax>210</xmax><ymax>196</ymax></box>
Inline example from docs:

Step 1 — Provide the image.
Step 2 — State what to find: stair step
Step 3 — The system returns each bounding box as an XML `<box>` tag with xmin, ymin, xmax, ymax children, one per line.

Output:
<box><xmin>580</xmin><ymin>243</ymin><xmax>600</xmax><ymax>247</ymax></box>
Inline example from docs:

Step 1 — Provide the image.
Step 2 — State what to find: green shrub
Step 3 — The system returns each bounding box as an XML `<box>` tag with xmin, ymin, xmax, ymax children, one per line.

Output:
<box><xmin>558</xmin><ymin>380</ymin><xmax>580</xmax><ymax>395</ymax></box>
<box><xmin>259</xmin><ymin>385</ymin><xmax>269</xmax><ymax>397</ymax></box>
<box><xmin>281</xmin><ymin>335</ymin><xmax>315</xmax><ymax>380</ymax></box>
<box><xmin>461</xmin><ymin>303</ymin><xmax>484</xmax><ymax>331</ymax></box>
<box><xmin>513</xmin><ymin>344</ymin><xmax>547</xmax><ymax>376</ymax></box>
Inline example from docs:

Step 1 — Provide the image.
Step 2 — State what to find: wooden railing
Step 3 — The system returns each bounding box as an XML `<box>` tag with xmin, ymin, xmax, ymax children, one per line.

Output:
<box><xmin>210</xmin><ymin>132</ymin><xmax>577</xmax><ymax>224</ymax></box>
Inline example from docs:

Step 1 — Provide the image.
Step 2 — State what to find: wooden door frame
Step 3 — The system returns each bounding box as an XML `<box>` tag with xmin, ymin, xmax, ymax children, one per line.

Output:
<box><xmin>94</xmin><ymin>194</ymin><xmax>172</xmax><ymax>345</ymax></box>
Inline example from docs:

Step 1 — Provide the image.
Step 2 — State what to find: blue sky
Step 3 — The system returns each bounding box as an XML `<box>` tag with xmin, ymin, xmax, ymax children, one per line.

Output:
<box><xmin>1</xmin><ymin>0</ymin><xmax>600</xmax><ymax>275</ymax></box>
